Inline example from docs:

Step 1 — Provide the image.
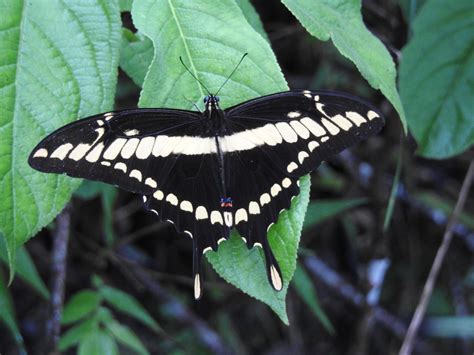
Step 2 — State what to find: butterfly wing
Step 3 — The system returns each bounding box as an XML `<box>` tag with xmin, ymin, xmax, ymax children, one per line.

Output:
<box><xmin>222</xmin><ymin>90</ymin><xmax>384</xmax><ymax>289</ymax></box>
<box><xmin>29</xmin><ymin>108</ymin><xmax>202</xmax><ymax>194</ymax></box>
<box><xmin>29</xmin><ymin>108</ymin><xmax>227</xmax><ymax>299</ymax></box>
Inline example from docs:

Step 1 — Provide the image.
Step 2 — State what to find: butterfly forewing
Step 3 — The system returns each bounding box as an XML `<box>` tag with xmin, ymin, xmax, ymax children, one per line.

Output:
<box><xmin>29</xmin><ymin>90</ymin><xmax>384</xmax><ymax>299</ymax></box>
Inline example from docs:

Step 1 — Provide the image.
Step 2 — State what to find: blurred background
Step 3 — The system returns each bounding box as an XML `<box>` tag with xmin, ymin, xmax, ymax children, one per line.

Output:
<box><xmin>1</xmin><ymin>0</ymin><xmax>473</xmax><ymax>354</ymax></box>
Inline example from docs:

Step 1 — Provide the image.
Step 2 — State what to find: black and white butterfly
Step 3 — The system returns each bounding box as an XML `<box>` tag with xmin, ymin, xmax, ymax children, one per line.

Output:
<box><xmin>29</xmin><ymin>88</ymin><xmax>384</xmax><ymax>299</ymax></box>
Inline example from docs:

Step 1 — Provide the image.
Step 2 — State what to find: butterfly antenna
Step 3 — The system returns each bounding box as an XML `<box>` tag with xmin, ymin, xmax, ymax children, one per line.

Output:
<box><xmin>179</xmin><ymin>56</ymin><xmax>211</xmax><ymax>95</ymax></box>
<box><xmin>182</xmin><ymin>95</ymin><xmax>202</xmax><ymax>113</ymax></box>
<box><xmin>215</xmin><ymin>53</ymin><xmax>248</xmax><ymax>96</ymax></box>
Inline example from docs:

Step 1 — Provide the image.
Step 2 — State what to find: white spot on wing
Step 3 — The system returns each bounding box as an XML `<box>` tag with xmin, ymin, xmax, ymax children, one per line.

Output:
<box><xmin>321</xmin><ymin>136</ymin><xmax>329</xmax><ymax>142</ymax></box>
<box><xmin>235</xmin><ymin>208</ymin><xmax>248</xmax><ymax>224</ymax></box>
<box><xmin>249</xmin><ymin>201</ymin><xmax>260</xmax><ymax>215</ymax></box>
<box><xmin>271</xmin><ymin>183</ymin><xmax>282</xmax><ymax>197</ymax></box>
<box><xmin>195</xmin><ymin>206</ymin><xmax>208</xmax><ymax>220</ymax></box>
<box><xmin>330</xmin><ymin>114</ymin><xmax>353</xmax><ymax>131</ymax></box>
<box><xmin>367</xmin><ymin>110</ymin><xmax>380</xmax><ymax>120</ymax></box>
<box><xmin>300</xmin><ymin>117</ymin><xmax>326</xmax><ymax>137</ymax></box>
<box><xmin>129</xmin><ymin>169</ymin><xmax>142</xmax><ymax>181</ymax></box>
<box><xmin>224</xmin><ymin>212</ymin><xmax>233</xmax><ymax>227</ymax></box>
<box><xmin>346</xmin><ymin>111</ymin><xmax>367</xmax><ymax>126</ymax></box>
<box><xmin>287</xmin><ymin>111</ymin><xmax>301</xmax><ymax>118</ymax></box>
<box><xmin>51</xmin><ymin>143</ymin><xmax>73</xmax><ymax>160</ymax></box>
<box><xmin>298</xmin><ymin>151</ymin><xmax>309</xmax><ymax>164</ymax></box>
<box><xmin>114</xmin><ymin>162</ymin><xmax>127</xmax><ymax>173</ymax></box>
<box><xmin>282</xmin><ymin>178</ymin><xmax>292</xmax><ymax>188</ymax></box>
<box><xmin>101</xmin><ymin>161</ymin><xmax>111</xmax><ymax>166</ymax></box>
<box><xmin>210</xmin><ymin>211</ymin><xmax>224</xmax><ymax>225</ymax></box>
<box><xmin>104</xmin><ymin>138</ymin><xmax>127</xmax><ymax>160</ymax></box>
<box><xmin>267</xmin><ymin>223</ymin><xmax>274</xmax><ymax>232</ymax></box>
<box><xmin>287</xmin><ymin>162</ymin><xmax>298</xmax><ymax>173</ymax></box>
<box><xmin>194</xmin><ymin>274</ymin><xmax>201</xmax><ymax>300</ymax></box>
<box><xmin>85</xmin><ymin>142</ymin><xmax>104</xmax><ymax>162</ymax></box>
<box><xmin>270</xmin><ymin>265</ymin><xmax>283</xmax><ymax>291</ymax></box>
<box><xmin>124</xmin><ymin>129</ymin><xmax>139</xmax><ymax>136</ymax></box>
<box><xmin>308</xmin><ymin>141</ymin><xmax>319</xmax><ymax>152</ymax></box>
<box><xmin>180</xmin><ymin>200</ymin><xmax>193</xmax><ymax>212</ymax></box>
<box><xmin>145</xmin><ymin>177</ymin><xmax>157</xmax><ymax>188</ymax></box>
<box><xmin>121</xmin><ymin>138</ymin><xmax>140</xmax><ymax>159</ymax></box>
<box><xmin>136</xmin><ymin>136</ymin><xmax>155</xmax><ymax>159</ymax></box>
<box><xmin>165</xmin><ymin>193</ymin><xmax>178</xmax><ymax>206</ymax></box>
<box><xmin>153</xmin><ymin>190</ymin><xmax>164</xmax><ymax>200</ymax></box>
<box><xmin>33</xmin><ymin>148</ymin><xmax>48</xmax><ymax>158</ymax></box>
<box><xmin>275</xmin><ymin>122</ymin><xmax>298</xmax><ymax>143</ymax></box>
<box><xmin>321</xmin><ymin>118</ymin><xmax>340</xmax><ymax>135</ymax></box>
<box><xmin>290</xmin><ymin>120</ymin><xmax>310</xmax><ymax>139</ymax></box>
<box><xmin>259</xmin><ymin>193</ymin><xmax>271</xmax><ymax>206</ymax></box>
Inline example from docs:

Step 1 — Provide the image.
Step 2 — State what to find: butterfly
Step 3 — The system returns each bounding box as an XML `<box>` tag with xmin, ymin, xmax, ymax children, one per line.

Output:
<box><xmin>29</xmin><ymin>85</ymin><xmax>384</xmax><ymax>299</ymax></box>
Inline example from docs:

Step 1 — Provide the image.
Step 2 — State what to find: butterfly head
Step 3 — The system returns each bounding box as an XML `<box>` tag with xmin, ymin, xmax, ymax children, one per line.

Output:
<box><xmin>203</xmin><ymin>94</ymin><xmax>220</xmax><ymax>113</ymax></box>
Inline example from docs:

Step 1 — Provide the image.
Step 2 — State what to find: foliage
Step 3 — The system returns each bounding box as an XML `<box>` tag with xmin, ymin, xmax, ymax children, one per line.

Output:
<box><xmin>0</xmin><ymin>0</ymin><xmax>121</xmax><ymax>274</ymax></box>
<box><xmin>59</xmin><ymin>276</ymin><xmax>157</xmax><ymax>355</ymax></box>
<box><xmin>0</xmin><ymin>0</ymin><xmax>472</xmax><ymax>353</ymax></box>
<box><xmin>399</xmin><ymin>0</ymin><xmax>474</xmax><ymax>158</ymax></box>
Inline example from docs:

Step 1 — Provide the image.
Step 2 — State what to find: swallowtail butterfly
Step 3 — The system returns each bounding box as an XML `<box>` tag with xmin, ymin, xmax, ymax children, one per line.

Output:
<box><xmin>29</xmin><ymin>85</ymin><xmax>384</xmax><ymax>299</ymax></box>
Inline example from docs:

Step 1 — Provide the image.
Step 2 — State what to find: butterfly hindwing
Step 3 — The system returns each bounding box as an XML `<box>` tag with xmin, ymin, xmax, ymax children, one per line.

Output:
<box><xmin>220</xmin><ymin>90</ymin><xmax>384</xmax><ymax>288</ymax></box>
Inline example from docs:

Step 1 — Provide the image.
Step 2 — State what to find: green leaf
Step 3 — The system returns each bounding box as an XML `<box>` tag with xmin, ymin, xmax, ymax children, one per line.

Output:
<box><xmin>207</xmin><ymin>176</ymin><xmax>310</xmax><ymax>324</ymax></box>
<box><xmin>0</xmin><ymin>236</ymin><xmax>49</xmax><ymax>299</ymax></box>
<box><xmin>293</xmin><ymin>264</ymin><xmax>334</xmax><ymax>333</ymax></box>
<box><xmin>132</xmin><ymin>0</ymin><xmax>287</xmax><ymax>110</ymax></box>
<box><xmin>281</xmin><ymin>0</ymin><xmax>406</xmax><ymax>130</ymax></box>
<box><xmin>0</xmin><ymin>0</ymin><xmax>122</xmax><ymax>275</ymax></box>
<box><xmin>59</xmin><ymin>317</ymin><xmax>98</xmax><ymax>351</ymax></box>
<box><xmin>120</xmin><ymin>0</ymin><xmax>134</xmax><ymax>12</ymax></box>
<box><xmin>399</xmin><ymin>0</ymin><xmax>474</xmax><ymax>158</ymax></box>
<box><xmin>120</xmin><ymin>29</ymin><xmax>154</xmax><ymax>87</ymax></box>
<box><xmin>0</xmin><ymin>270</ymin><xmax>25</xmax><ymax>351</ymax></box>
<box><xmin>99</xmin><ymin>285</ymin><xmax>161</xmax><ymax>332</ymax></box>
<box><xmin>106</xmin><ymin>319</ymin><xmax>149</xmax><ymax>355</ymax></box>
<box><xmin>62</xmin><ymin>290</ymin><xmax>102</xmax><ymax>325</ymax></box>
<box><xmin>234</xmin><ymin>0</ymin><xmax>269</xmax><ymax>41</ymax></box>
<box><xmin>78</xmin><ymin>329</ymin><xmax>119</xmax><ymax>355</ymax></box>
<box><xmin>303</xmin><ymin>198</ymin><xmax>366</xmax><ymax>230</ymax></box>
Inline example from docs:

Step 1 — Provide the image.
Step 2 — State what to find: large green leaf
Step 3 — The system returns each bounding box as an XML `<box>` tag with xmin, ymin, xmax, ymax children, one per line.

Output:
<box><xmin>207</xmin><ymin>176</ymin><xmax>310</xmax><ymax>324</ymax></box>
<box><xmin>234</xmin><ymin>0</ymin><xmax>269</xmax><ymax>41</ymax></box>
<box><xmin>0</xmin><ymin>0</ymin><xmax>121</xmax><ymax>272</ymax></box>
<box><xmin>132</xmin><ymin>0</ymin><xmax>287</xmax><ymax>110</ymax></box>
<box><xmin>120</xmin><ymin>0</ymin><xmax>268</xmax><ymax>87</ymax></box>
<box><xmin>399</xmin><ymin>0</ymin><xmax>474</xmax><ymax>158</ymax></box>
<box><xmin>120</xmin><ymin>29</ymin><xmax>154</xmax><ymax>87</ymax></box>
<box><xmin>281</xmin><ymin>0</ymin><xmax>406</xmax><ymax>130</ymax></box>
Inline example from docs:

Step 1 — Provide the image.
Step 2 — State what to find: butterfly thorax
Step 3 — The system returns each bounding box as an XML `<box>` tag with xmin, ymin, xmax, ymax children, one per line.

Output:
<box><xmin>203</xmin><ymin>95</ymin><xmax>227</xmax><ymax>134</ymax></box>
